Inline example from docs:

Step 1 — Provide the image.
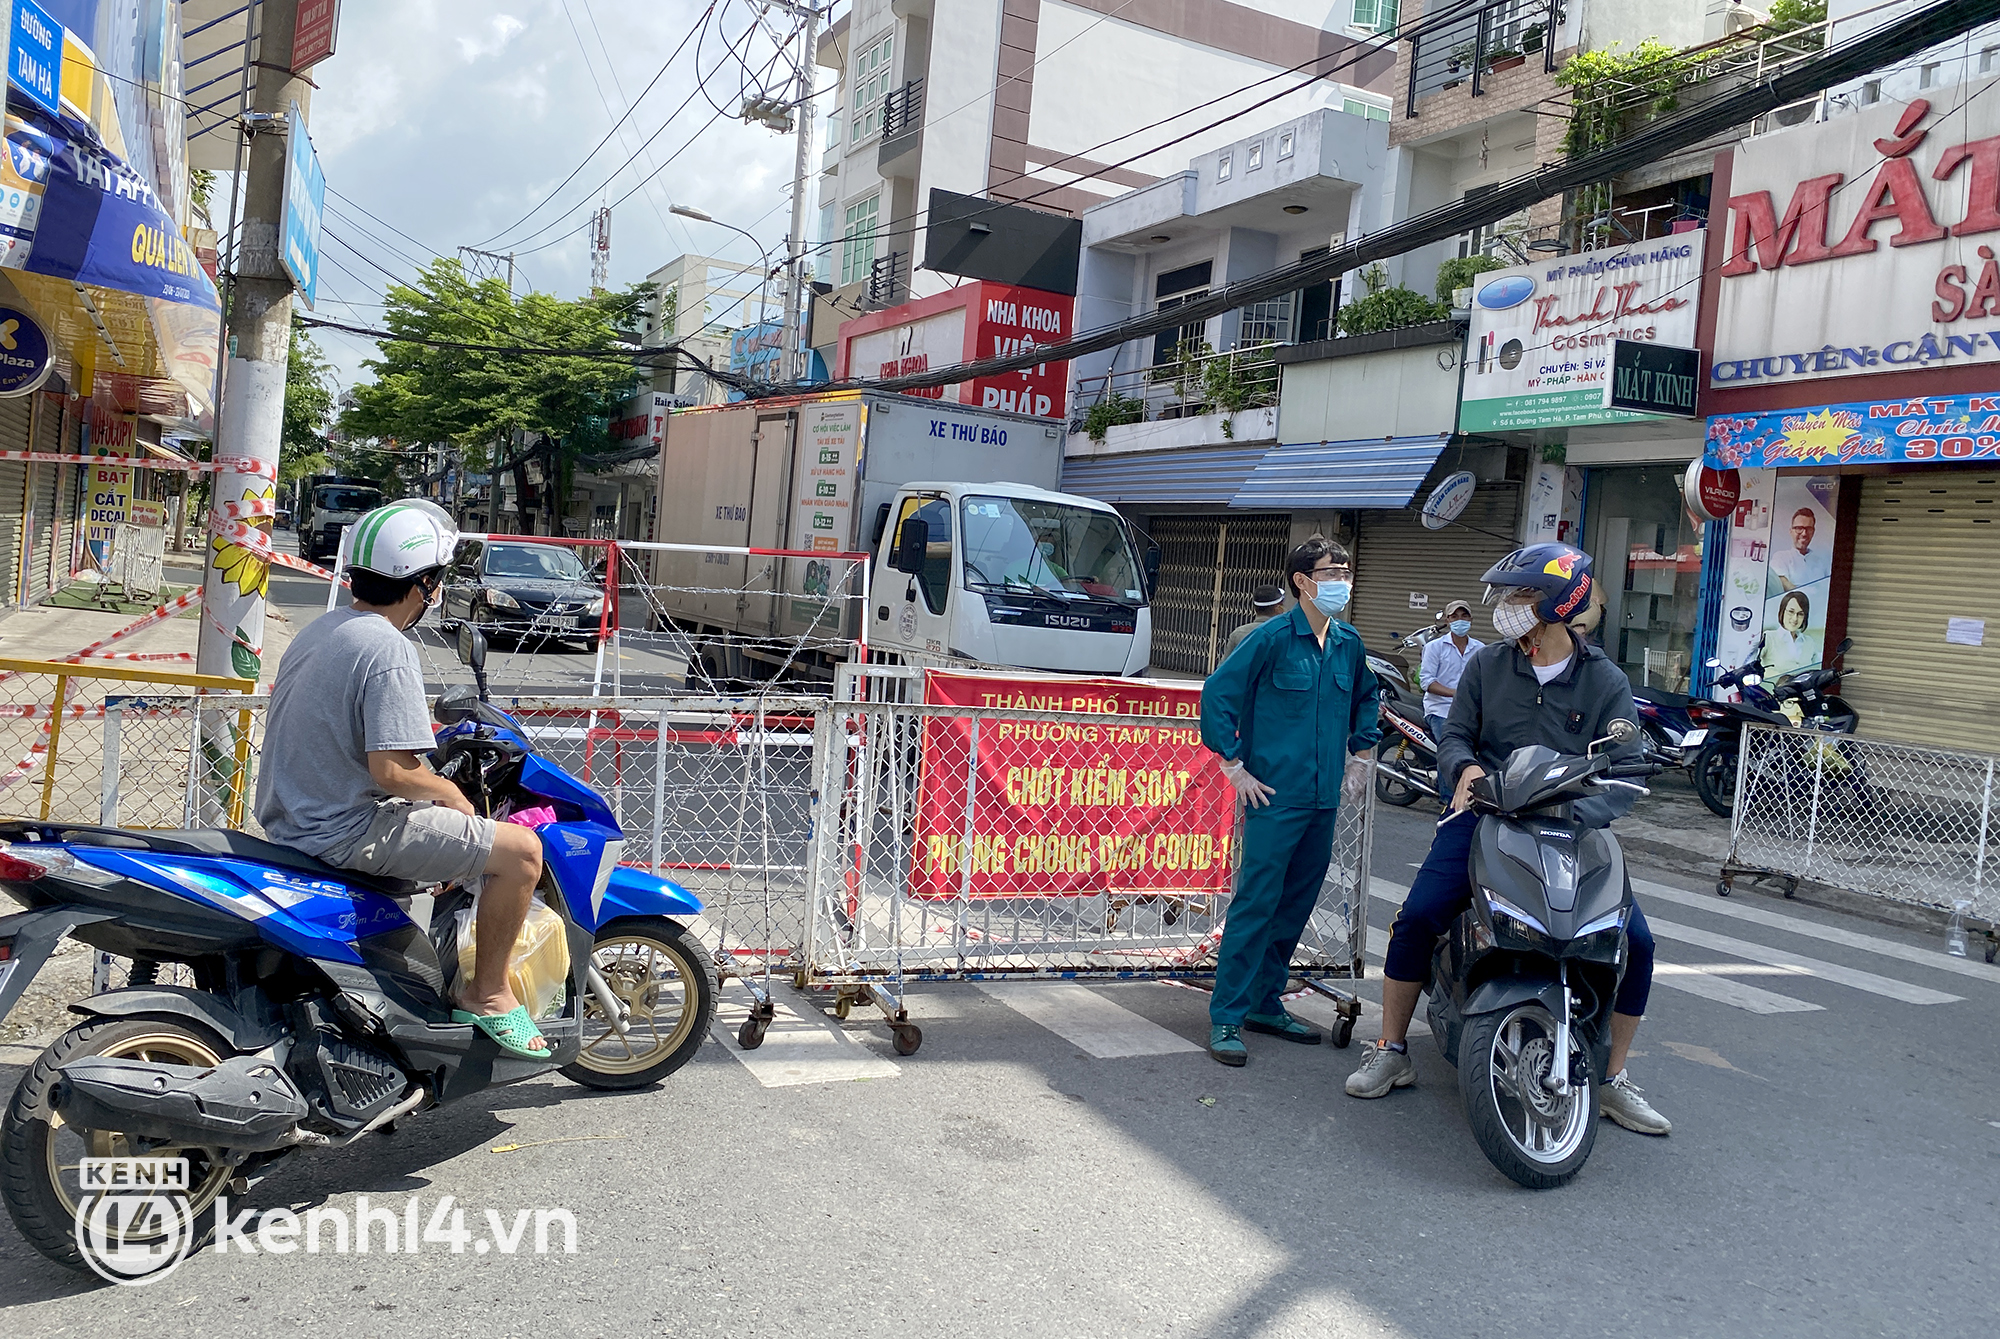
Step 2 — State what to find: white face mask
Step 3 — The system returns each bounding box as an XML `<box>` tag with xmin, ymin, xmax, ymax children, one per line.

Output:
<box><xmin>1492</xmin><ymin>599</ymin><xmax>1542</xmax><ymax>643</ymax></box>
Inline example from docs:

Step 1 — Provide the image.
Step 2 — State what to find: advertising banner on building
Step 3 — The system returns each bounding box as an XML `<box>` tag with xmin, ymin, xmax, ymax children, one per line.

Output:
<box><xmin>1712</xmin><ymin>82</ymin><xmax>2000</xmax><ymax>390</ymax></box>
<box><xmin>83</xmin><ymin>407</ymin><xmax>135</xmax><ymax>567</ymax></box>
<box><xmin>1704</xmin><ymin>389</ymin><xmax>2000</xmax><ymax>469</ymax></box>
<box><xmin>913</xmin><ymin>671</ymin><xmax>1235</xmax><ymax>900</ymax></box>
<box><xmin>835</xmin><ymin>281</ymin><xmax>1072</xmax><ymax>419</ymax></box>
<box><xmin>1459</xmin><ymin>231</ymin><xmax>1704</xmax><ymax>432</ymax></box>
<box><xmin>1715</xmin><ymin>467</ymin><xmax>1775</xmax><ymax>674</ymax></box>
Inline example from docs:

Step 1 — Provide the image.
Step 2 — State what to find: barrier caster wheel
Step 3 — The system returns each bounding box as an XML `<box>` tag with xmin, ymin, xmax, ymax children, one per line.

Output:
<box><xmin>891</xmin><ymin>1024</ymin><xmax>922</xmax><ymax>1056</ymax></box>
<box><xmin>1985</xmin><ymin>942</ymin><xmax>1997</xmax><ymax>965</ymax></box>
<box><xmin>1784</xmin><ymin>879</ymin><xmax>1799</xmax><ymax>899</ymax></box>
<box><xmin>1331</xmin><ymin>1018</ymin><xmax>1354</xmax><ymax>1049</ymax></box>
<box><xmin>834</xmin><ymin>994</ymin><xmax>853</xmax><ymax>1020</ymax></box>
<box><xmin>737</xmin><ymin>1018</ymin><xmax>767</xmax><ymax>1050</ymax></box>
<box><xmin>1716</xmin><ymin>880</ymin><xmax>1732</xmax><ymax>897</ymax></box>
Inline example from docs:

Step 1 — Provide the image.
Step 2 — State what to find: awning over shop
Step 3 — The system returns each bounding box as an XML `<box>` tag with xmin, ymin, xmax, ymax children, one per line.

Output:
<box><xmin>1060</xmin><ymin>443</ymin><xmax>1270</xmax><ymax>506</ymax></box>
<box><xmin>1231</xmin><ymin>434</ymin><xmax>1454</xmax><ymax>510</ymax></box>
<box><xmin>1</xmin><ymin>99</ymin><xmax>222</xmax><ymax>408</ymax></box>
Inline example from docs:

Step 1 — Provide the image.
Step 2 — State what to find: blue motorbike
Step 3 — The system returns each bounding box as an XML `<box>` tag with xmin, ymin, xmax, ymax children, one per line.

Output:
<box><xmin>0</xmin><ymin>628</ymin><xmax>717</xmax><ymax>1274</ymax></box>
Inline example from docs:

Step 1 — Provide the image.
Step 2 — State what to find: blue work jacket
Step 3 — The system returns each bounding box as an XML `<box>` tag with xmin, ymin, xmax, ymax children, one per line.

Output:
<box><xmin>1200</xmin><ymin>606</ymin><xmax>1381</xmax><ymax>809</ymax></box>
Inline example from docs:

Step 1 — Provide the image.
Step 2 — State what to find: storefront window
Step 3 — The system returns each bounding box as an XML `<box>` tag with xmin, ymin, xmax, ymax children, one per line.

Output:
<box><xmin>1584</xmin><ymin>465</ymin><xmax>1705</xmax><ymax>692</ymax></box>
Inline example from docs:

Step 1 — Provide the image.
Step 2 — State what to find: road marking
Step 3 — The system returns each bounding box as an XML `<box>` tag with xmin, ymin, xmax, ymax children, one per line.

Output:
<box><xmin>1635</xmin><ymin>878</ymin><xmax>2000</xmax><ymax>987</ymax></box>
<box><xmin>1648</xmin><ymin>918</ymin><xmax>1963</xmax><ymax>1005</ymax></box>
<box><xmin>711</xmin><ymin>982</ymin><xmax>901</xmax><ymax>1087</ymax></box>
<box><xmin>1651</xmin><ymin>963</ymin><xmax>1824</xmax><ymax>1014</ymax></box>
<box><xmin>977</xmin><ymin>982</ymin><xmax>1200</xmax><ymax>1058</ymax></box>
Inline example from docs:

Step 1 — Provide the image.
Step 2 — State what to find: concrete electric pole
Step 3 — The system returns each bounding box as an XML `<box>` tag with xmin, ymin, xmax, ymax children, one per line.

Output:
<box><xmin>781</xmin><ymin>4</ymin><xmax>818</xmax><ymax>383</ymax></box>
<box><xmin>198</xmin><ymin>0</ymin><xmax>308</xmax><ymax>680</ymax></box>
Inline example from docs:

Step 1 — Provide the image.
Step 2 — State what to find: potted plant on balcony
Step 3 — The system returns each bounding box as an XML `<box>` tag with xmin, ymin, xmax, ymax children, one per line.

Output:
<box><xmin>1488</xmin><ymin>46</ymin><xmax>1525</xmax><ymax>73</ymax></box>
<box><xmin>1522</xmin><ymin>23</ymin><xmax>1546</xmax><ymax>54</ymax></box>
<box><xmin>1443</xmin><ymin>42</ymin><xmax>1475</xmax><ymax>88</ymax></box>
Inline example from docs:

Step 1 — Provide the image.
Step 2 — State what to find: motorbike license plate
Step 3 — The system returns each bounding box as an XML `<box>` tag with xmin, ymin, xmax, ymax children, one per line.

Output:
<box><xmin>1680</xmin><ymin>728</ymin><xmax>1707</xmax><ymax>748</ymax></box>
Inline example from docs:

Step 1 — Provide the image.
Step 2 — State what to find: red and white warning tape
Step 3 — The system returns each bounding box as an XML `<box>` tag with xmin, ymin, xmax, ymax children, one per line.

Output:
<box><xmin>0</xmin><ymin>450</ymin><xmax>276</xmax><ymax>478</ymax></box>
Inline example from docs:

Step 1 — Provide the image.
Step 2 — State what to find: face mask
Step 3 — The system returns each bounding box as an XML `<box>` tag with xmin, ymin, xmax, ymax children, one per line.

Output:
<box><xmin>1311</xmin><ymin>578</ymin><xmax>1352</xmax><ymax>616</ymax></box>
<box><xmin>1493</xmin><ymin>600</ymin><xmax>1541</xmax><ymax>642</ymax></box>
<box><xmin>1449</xmin><ymin>619</ymin><xmax>1472</xmax><ymax>637</ymax></box>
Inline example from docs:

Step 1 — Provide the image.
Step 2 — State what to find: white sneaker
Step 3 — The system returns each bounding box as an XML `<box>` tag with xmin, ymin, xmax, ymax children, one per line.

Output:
<box><xmin>1599</xmin><ymin>1070</ymin><xmax>1672</xmax><ymax>1135</ymax></box>
<box><xmin>1343</xmin><ymin>1042</ymin><xmax>1415</xmax><ymax>1098</ymax></box>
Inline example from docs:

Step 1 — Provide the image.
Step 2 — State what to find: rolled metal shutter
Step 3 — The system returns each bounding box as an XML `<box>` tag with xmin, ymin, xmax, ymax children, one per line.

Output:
<box><xmin>44</xmin><ymin>395</ymin><xmax>76</xmax><ymax>592</ymax></box>
<box><xmin>1146</xmin><ymin>512</ymin><xmax>1292</xmax><ymax>675</ymax></box>
<box><xmin>22</xmin><ymin>395</ymin><xmax>60</xmax><ymax>603</ymax></box>
<box><xmin>1347</xmin><ymin>483</ymin><xmax>1522</xmax><ymax>657</ymax></box>
<box><xmin>1843</xmin><ymin>472</ymin><xmax>2000</xmax><ymax>753</ymax></box>
<box><xmin>0</xmin><ymin>395</ymin><xmax>31</xmax><ymax>605</ymax></box>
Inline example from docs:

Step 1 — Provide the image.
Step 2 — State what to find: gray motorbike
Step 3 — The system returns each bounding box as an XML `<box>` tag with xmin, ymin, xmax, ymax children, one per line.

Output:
<box><xmin>1425</xmin><ymin>718</ymin><xmax>1657</xmax><ymax>1188</ymax></box>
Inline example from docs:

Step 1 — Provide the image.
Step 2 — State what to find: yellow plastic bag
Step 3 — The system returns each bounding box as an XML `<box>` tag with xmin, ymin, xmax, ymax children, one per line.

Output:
<box><xmin>456</xmin><ymin>897</ymin><xmax>570</xmax><ymax>1021</ymax></box>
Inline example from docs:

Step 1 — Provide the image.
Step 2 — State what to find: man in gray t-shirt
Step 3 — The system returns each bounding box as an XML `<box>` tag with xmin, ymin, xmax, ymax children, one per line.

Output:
<box><xmin>254</xmin><ymin>500</ymin><xmax>550</xmax><ymax>1058</ymax></box>
<box><xmin>256</xmin><ymin>608</ymin><xmax>443</xmax><ymax>861</ymax></box>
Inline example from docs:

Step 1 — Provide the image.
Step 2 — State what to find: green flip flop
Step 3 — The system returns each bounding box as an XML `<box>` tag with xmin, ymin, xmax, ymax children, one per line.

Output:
<box><xmin>452</xmin><ymin>1005</ymin><xmax>555</xmax><ymax>1061</ymax></box>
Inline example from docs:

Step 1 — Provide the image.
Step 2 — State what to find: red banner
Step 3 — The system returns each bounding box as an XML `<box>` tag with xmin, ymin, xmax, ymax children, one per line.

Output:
<box><xmin>912</xmin><ymin>670</ymin><xmax>1236</xmax><ymax>899</ymax></box>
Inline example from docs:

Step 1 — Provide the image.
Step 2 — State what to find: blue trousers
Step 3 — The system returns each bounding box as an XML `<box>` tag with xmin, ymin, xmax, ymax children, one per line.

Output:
<box><xmin>1425</xmin><ymin>714</ymin><xmax>1449</xmax><ymax>744</ymax></box>
<box><xmin>1212</xmin><ymin>804</ymin><xmax>1339</xmax><ymax>1025</ymax></box>
<box><xmin>1381</xmin><ymin>809</ymin><xmax>1655</xmax><ymax>1016</ymax></box>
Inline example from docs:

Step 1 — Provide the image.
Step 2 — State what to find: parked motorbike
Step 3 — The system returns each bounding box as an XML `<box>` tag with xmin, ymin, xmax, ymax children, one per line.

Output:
<box><xmin>1688</xmin><ymin>637</ymin><xmax>1858</xmax><ymax>817</ymax></box>
<box><xmin>1371</xmin><ymin>622</ymin><xmax>1447</xmax><ymax>806</ymax></box>
<box><xmin>1426</xmin><ymin>718</ymin><xmax>1658</xmax><ymax>1189</ymax></box>
<box><xmin>1631</xmin><ymin>686</ymin><xmax>1708</xmax><ymax>770</ymax></box>
<box><xmin>0</xmin><ymin>627</ymin><xmax>718</xmax><ymax>1276</ymax></box>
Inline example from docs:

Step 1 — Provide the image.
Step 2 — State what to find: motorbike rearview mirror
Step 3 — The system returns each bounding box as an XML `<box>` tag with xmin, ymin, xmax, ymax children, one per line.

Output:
<box><xmin>1590</xmin><ymin>717</ymin><xmax>1638</xmax><ymax>755</ymax></box>
<box><xmin>1706</xmin><ymin>657</ymin><xmax>1721</xmax><ymax>668</ymax></box>
<box><xmin>1835</xmin><ymin>636</ymin><xmax>1853</xmax><ymax>657</ymax></box>
<box><xmin>891</xmin><ymin>517</ymin><xmax>929</xmax><ymax>574</ymax></box>
<box><xmin>455</xmin><ymin>624</ymin><xmax>491</xmax><ymax>701</ymax></box>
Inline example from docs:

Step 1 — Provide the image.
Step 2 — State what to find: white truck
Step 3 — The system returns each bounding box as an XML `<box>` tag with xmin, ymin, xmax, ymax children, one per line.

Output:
<box><xmin>646</xmin><ymin>392</ymin><xmax>1155</xmax><ymax>682</ymax></box>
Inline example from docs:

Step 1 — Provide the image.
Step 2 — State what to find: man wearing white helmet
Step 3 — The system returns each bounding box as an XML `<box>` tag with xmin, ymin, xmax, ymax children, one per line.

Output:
<box><xmin>254</xmin><ymin>500</ymin><xmax>551</xmax><ymax>1058</ymax></box>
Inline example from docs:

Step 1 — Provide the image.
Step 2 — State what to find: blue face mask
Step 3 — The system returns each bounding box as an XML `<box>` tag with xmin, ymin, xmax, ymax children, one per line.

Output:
<box><xmin>1450</xmin><ymin>619</ymin><xmax>1472</xmax><ymax>636</ymax></box>
<box><xmin>1311</xmin><ymin>578</ymin><xmax>1352</xmax><ymax>616</ymax></box>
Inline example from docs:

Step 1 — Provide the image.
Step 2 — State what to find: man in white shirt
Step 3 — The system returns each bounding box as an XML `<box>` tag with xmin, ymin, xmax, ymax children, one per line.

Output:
<box><xmin>1772</xmin><ymin>508</ymin><xmax>1832</xmax><ymax>591</ymax></box>
<box><xmin>1419</xmin><ymin>599</ymin><xmax>1483</xmax><ymax>741</ymax></box>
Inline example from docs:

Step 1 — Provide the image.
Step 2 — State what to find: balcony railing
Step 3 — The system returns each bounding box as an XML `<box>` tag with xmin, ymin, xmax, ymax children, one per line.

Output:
<box><xmin>882</xmin><ymin>78</ymin><xmax>924</xmax><ymax>140</ymax></box>
<box><xmin>1072</xmin><ymin>341</ymin><xmax>1281</xmax><ymax>439</ymax></box>
<box><xmin>1405</xmin><ymin>0</ymin><xmax>1561</xmax><ymax>117</ymax></box>
<box><xmin>866</xmin><ymin>250</ymin><xmax>907</xmax><ymax>309</ymax></box>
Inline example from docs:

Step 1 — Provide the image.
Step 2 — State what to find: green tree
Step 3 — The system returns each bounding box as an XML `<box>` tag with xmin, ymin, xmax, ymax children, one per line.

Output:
<box><xmin>1337</xmin><ymin>264</ymin><xmax>1449</xmax><ymax>337</ymax></box>
<box><xmin>339</xmin><ymin>260</ymin><xmax>647</xmax><ymax>532</ymax></box>
<box><xmin>279</xmin><ymin>328</ymin><xmax>334</xmax><ymax>487</ymax></box>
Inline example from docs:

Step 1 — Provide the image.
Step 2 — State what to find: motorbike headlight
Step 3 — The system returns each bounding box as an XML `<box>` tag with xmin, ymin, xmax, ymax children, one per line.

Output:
<box><xmin>1480</xmin><ymin>886</ymin><xmax>1549</xmax><ymax>939</ymax></box>
<box><xmin>1576</xmin><ymin>908</ymin><xmax>1626</xmax><ymax>938</ymax></box>
<box><xmin>486</xmin><ymin>589</ymin><xmax>520</xmax><ymax>610</ymax></box>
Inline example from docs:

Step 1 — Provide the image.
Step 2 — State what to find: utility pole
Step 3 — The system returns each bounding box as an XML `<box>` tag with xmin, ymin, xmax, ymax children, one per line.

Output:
<box><xmin>458</xmin><ymin>245</ymin><xmax>517</xmax><ymax>294</ymax></box>
<box><xmin>199</xmin><ymin>0</ymin><xmax>307</xmax><ymax>681</ymax></box>
<box><xmin>781</xmin><ymin>3</ymin><xmax>819</xmax><ymax>383</ymax></box>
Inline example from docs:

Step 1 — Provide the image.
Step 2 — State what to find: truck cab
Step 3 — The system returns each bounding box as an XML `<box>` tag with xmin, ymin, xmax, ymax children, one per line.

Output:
<box><xmin>299</xmin><ymin>479</ymin><xmax>385</xmax><ymax>562</ymax></box>
<box><xmin>875</xmin><ymin>482</ymin><xmax>1153</xmax><ymax>676</ymax></box>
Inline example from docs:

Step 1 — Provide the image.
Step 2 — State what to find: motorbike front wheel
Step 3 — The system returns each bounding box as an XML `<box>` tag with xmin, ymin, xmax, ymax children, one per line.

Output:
<box><xmin>1458</xmin><ymin>1002</ymin><xmax>1598</xmax><ymax>1190</ymax></box>
<box><xmin>1692</xmin><ymin>735</ymin><xmax>1739</xmax><ymax>817</ymax></box>
<box><xmin>1</xmin><ymin>1015</ymin><xmax>238</xmax><ymax>1274</ymax></box>
<box><xmin>563</xmin><ymin>917</ymin><xmax>719</xmax><ymax>1090</ymax></box>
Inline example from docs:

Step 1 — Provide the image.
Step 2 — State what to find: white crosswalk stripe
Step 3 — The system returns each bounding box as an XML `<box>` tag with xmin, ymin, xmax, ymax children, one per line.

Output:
<box><xmin>1646</xmin><ymin>917</ymin><xmax>1963</xmax><ymax>1005</ymax></box>
<box><xmin>1366</xmin><ymin>874</ymin><xmax>1986</xmax><ymax>1016</ymax></box>
<box><xmin>977</xmin><ymin>982</ymin><xmax>1200</xmax><ymax>1058</ymax></box>
<box><xmin>712</xmin><ymin>982</ymin><xmax>901</xmax><ymax>1087</ymax></box>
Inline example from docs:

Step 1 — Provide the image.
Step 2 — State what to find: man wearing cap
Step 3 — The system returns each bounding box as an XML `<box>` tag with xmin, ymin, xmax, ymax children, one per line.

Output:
<box><xmin>1419</xmin><ymin>599</ymin><xmax>1484</xmax><ymax>741</ymax></box>
<box><xmin>1220</xmin><ymin>584</ymin><xmax>1287</xmax><ymax>663</ymax></box>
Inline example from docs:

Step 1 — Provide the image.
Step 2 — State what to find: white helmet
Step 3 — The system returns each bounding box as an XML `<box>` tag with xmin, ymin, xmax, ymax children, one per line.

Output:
<box><xmin>344</xmin><ymin>499</ymin><xmax>459</xmax><ymax>580</ymax></box>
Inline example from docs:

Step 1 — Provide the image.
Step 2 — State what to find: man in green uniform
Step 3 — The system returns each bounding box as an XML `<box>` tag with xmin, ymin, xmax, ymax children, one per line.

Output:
<box><xmin>1199</xmin><ymin>536</ymin><xmax>1380</xmax><ymax>1066</ymax></box>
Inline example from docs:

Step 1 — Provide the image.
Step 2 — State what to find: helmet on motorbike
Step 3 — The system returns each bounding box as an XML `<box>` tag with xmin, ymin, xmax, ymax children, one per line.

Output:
<box><xmin>1481</xmin><ymin>543</ymin><xmax>1594</xmax><ymax>627</ymax></box>
<box><xmin>344</xmin><ymin>499</ymin><xmax>460</xmax><ymax>581</ymax></box>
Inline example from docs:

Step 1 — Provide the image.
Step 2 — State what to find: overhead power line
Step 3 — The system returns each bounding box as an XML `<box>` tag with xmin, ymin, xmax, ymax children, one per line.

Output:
<box><xmin>763</xmin><ymin>0</ymin><xmax>2000</xmax><ymax>400</ymax></box>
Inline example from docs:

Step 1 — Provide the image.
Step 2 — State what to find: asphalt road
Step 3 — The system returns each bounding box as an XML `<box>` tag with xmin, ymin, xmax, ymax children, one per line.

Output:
<box><xmin>2</xmin><ymin>793</ymin><xmax>1995</xmax><ymax>1338</ymax></box>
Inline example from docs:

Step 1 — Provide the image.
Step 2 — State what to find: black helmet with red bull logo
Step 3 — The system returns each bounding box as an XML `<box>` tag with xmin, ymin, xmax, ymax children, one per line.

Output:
<box><xmin>1481</xmin><ymin>543</ymin><xmax>1594</xmax><ymax>626</ymax></box>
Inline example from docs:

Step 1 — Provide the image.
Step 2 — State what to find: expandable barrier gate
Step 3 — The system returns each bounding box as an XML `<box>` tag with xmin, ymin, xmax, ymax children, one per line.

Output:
<box><xmin>1724</xmin><ymin>724</ymin><xmax>2000</xmax><ymax>957</ymax></box>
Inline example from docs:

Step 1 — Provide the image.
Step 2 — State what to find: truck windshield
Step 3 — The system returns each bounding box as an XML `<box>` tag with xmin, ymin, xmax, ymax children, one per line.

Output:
<box><xmin>316</xmin><ymin>489</ymin><xmax>380</xmax><ymax>512</ymax></box>
<box><xmin>486</xmin><ymin>544</ymin><xmax>589</xmax><ymax>582</ymax></box>
<box><xmin>959</xmin><ymin>496</ymin><xmax>1143</xmax><ymax>603</ymax></box>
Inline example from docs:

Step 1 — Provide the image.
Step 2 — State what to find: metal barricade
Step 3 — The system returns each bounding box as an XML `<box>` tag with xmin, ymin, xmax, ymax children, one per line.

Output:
<box><xmin>798</xmin><ymin>665</ymin><xmax>1372</xmax><ymax>1049</ymax></box>
<box><xmin>1723</xmin><ymin>724</ymin><xmax>2000</xmax><ymax>959</ymax></box>
<box><xmin>0</xmin><ymin>657</ymin><xmax>263</xmax><ymax>830</ymax></box>
<box><xmin>492</xmin><ymin>694</ymin><xmax>826</xmax><ymax>1018</ymax></box>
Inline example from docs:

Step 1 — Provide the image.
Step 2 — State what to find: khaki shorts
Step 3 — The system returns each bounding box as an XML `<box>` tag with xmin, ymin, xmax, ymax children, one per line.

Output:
<box><xmin>339</xmin><ymin>801</ymin><xmax>496</xmax><ymax>887</ymax></box>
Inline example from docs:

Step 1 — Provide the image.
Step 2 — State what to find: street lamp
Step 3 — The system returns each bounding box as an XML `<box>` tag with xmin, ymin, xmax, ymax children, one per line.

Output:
<box><xmin>668</xmin><ymin>204</ymin><xmax>779</xmax><ymax>358</ymax></box>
